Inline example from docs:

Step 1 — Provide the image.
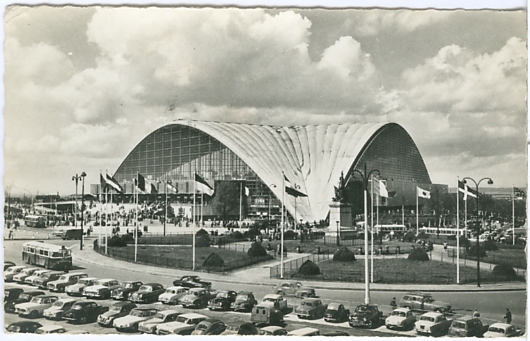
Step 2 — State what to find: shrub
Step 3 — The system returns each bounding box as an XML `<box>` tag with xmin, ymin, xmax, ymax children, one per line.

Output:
<box><xmin>482</xmin><ymin>240</ymin><xmax>498</xmax><ymax>251</ymax></box>
<box><xmin>466</xmin><ymin>245</ymin><xmax>487</xmax><ymax>258</ymax></box>
<box><xmin>408</xmin><ymin>248</ymin><xmax>429</xmax><ymax>261</ymax></box>
<box><xmin>243</xmin><ymin>228</ymin><xmax>260</xmax><ymax>240</ymax></box>
<box><xmin>492</xmin><ymin>263</ymin><xmax>517</xmax><ymax>279</ymax></box>
<box><xmin>231</xmin><ymin>231</ymin><xmax>244</xmax><ymax>240</ymax></box>
<box><xmin>247</xmin><ymin>242</ymin><xmax>268</xmax><ymax>257</ymax></box>
<box><xmin>107</xmin><ymin>235</ymin><xmax>128</xmax><ymax>247</ymax></box>
<box><xmin>202</xmin><ymin>253</ymin><xmax>225</xmax><ymax>268</ymax></box>
<box><xmin>196</xmin><ymin>234</ymin><xmax>211</xmax><ymax>247</ymax></box>
<box><xmin>333</xmin><ymin>246</ymin><xmax>356</xmax><ymax>262</ymax></box>
<box><xmin>284</xmin><ymin>230</ymin><xmax>298</xmax><ymax>240</ymax></box>
<box><xmin>196</xmin><ymin>228</ymin><xmax>209</xmax><ymax>237</ymax></box>
<box><xmin>298</xmin><ymin>260</ymin><xmax>320</xmax><ymax>276</ymax></box>
<box><xmin>459</xmin><ymin>236</ymin><xmax>470</xmax><ymax>248</ymax></box>
<box><xmin>417</xmin><ymin>231</ymin><xmax>429</xmax><ymax>240</ymax></box>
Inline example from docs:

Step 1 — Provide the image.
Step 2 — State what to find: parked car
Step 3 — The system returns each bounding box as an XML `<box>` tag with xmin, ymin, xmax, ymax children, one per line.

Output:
<box><xmin>138</xmin><ymin>309</ymin><xmax>181</xmax><ymax>334</ymax></box>
<box><xmin>5</xmin><ymin>291</ymin><xmax>45</xmax><ymax>313</ymax></box>
<box><xmin>158</xmin><ymin>286</ymin><xmax>189</xmax><ymax>305</ymax></box>
<box><xmin>274</xmin><ymin>280</ymin><xmax>316</xmax><ymax>298</ymax></box>
<box><xmin>112</xmin><ymin>281</ymin><xmax>143</xmax><ymax>300</ymax></box>
<box><xmin>47</xmin><ymin>272</ymin><xmax>88</xmax><ymax>292</ymax></box>
<box><xmin>34</xmin><ymin>271</ymin><xmax>65</xmax><ymax>289</ymax></box>
<box><xmin>156</xmin><ymin>313</ymin><xmax>208</xmax><ymax>335</ymax></box>
<box><xmin>129</xmin><ymin>283</ymin><xmax>165</xmax><ymax>303</ymax></box>
<box><xmin>83</xmin><ymin>278</ymin><xmax>121</xmax><ymax>299</ymax></box>
<box><xmin>4</xmin><ymin>287</ymin><xmax>24</xmax><ymax>303</ymax></box>
<box><xmin>191</xmin><ymin>318</ymin><xmax>227</xmax><ymax>335</ymax></box>
<box><xmin>43</xmin><ymin>298</ymin><xmax>78</xmax><ymax>320</ymax></box>
<box><xmin>35</xmin><ymin>325</ymin><xmax>67</xmax><ymax>334</ymax></box>
<box><xmin>172</xmin><ymin>275</ymin><xmax>211</xmax><ymax>289</ymax></box>
<box><xmin>63</xmin><ymin>301</ymin><xmax>110</xmax><ymax>324</ymax></box>
<box><xmin>324</xmin><ymin>303</ymin><xmax>350</xmax><ymax>323</ymax></box>
<box><xmin>349</xmin><ymin>304</ymin><xmax>383</xmax><ymax>328</ymax></box>
<box><xmin>180</xmin><ymin>288</ymin><xmax>216</xmax><ymax>308</ymax></box>
<box><xmin>251</xmin><ymin>303</ymin><xmax>284</xmax><ymax>326</ymax></box>
<box><xmin>24</xmin><ymin>269</ymin><xmax>52</xmax><ymax>286</ymax></box>
<box><xmin>5</xmin><ymin>321</ymin><xmax>43</xmax><ymax>333</ymax></box>
<box><xmin>484</xmin><ymin>323</ymin><xmax>521</xmax><ymax>338</ymax></box>
<box><xmin>414</xmin><ymin>311</ymin><xmax>452</xmax><ymax>336</ymax></box>
<box><xmin>287</xmin><ymin>327</ymin><xmax>321</xmax><ymax>336</ymax></box>
<box><xmin>13</xmin><ymin>267</ymin><xmax>40</xmax><ymax>283</ymax></box>
<box><xmin>4</xmin><ymin>261</ymin><xmax>16</xmax><ymax>271</ymax></box>
<box><xmin>208</xmin><ymin>290</ymin><xmax>237</xmax><ymax>311</ymax></box>
<box><xmin>97</xmin><ymin>301</ymin><xmax>137</xmax><ymax>327</ymax></box>
<box><xmin>258</xmin><ymin>326</ymin><xmax>288</xmax><ymax>336</ymax></box>
<box><xmin>385</xmin><ymin>308</ymin><xmax>416</xmax><ymax>330</ymax></box>
<box><xmin>447</xmin><ymin>315</ymin><xmax>488</xmax><ymax>337</ymax></box>
<box><xmin>399</xmin><ymin>292</ymin><xmax>452</xmax><ymax>313</ymax></box>
<box><xmin>65</xmin><ymin>277</ymin><xmax>98</xmax><ymax>296</ymax></box>
<box><xmin>295</xmin><ymin>298</ymin><xmax>328</xmax><ymax>319</ymax></box>
<box><xmin>221</xmin><ymin>322</ymin><xmax>258</xmax><ymax>335</ymax></box>
<box><xmin>231</xmin><ymin>291</ymin><xmax>258</xmax><ymax>312</ymax></box>
<box><xmin>262</xmin><ymin>294</ymin><xmax>288</xmax><ymax>312</ymax></box>
<box><xmin>15</xmin><ymin>295</ymin><xmax>59</xmax><ymax>318</ymax></box>
<box><xmin>113</xmin><ymin>307</ymin><xmax>158</xmax><ymax>332</ymax></box>
<box><xmin>4</xmin><ymin>266</ymin><xmax>28</xmax><ymax>282</ymax></box>
<box><xmin>321</xmin><ymin>331</ymin><xmax>351</xmax><ymax>336</ymax></box>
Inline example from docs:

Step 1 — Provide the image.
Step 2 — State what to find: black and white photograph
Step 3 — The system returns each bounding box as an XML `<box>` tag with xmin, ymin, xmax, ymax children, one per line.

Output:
<box><xmin>2</xmin><ymin>1</ymin><xmax>527</xmax><ymax>338</ymax></box>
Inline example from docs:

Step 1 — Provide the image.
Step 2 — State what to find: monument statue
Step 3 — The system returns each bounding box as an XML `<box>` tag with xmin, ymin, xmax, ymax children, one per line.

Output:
<box><xmin>333</xmin><ymin>171</ymin><xmax>346</xmax><ymax>203</ymax></box>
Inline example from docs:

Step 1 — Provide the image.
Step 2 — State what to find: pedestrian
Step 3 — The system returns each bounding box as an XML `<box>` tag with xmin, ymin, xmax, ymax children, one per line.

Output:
<box><xmin>443</xmin><ymin>241</ymin><xmax>448</xmax><ymax>250</ymax></box>
<box><xmin>390</xmin><ymin>297</ymin><xmax>397</xmax><ymax>308</ymax></box>
<box><xmin>504</xmin><ymin>308</ymin><xmax>512</xmax><ymax>324</ymax></box>
<box><xmin>8</xmin><ymin>229</ymin><xmax>13</xmax><ymax>239</ymax></box>
<box><xmin>473</xmin><ymin>309</ymin><xmax>480</xmax><ymax>318</ymax></box>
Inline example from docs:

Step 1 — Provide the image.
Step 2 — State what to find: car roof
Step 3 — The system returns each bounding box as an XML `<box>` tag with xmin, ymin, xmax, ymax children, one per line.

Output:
<box><xmin>64</xmin><ymin>272</ymin><xmax>88</xmax><ymax>276</ymax></box>
<box><xmin>37</xmin><ymin>325</ymin><xmax>65</xmax><ymax>331</ymax></box>
<box><xmin>11</xmin><ymin>321</ymin><xmax>42</xmax><ymax>326</ymax></box>
<box><xmin>180</xmin><ymin>313</ymin><xmax>207</xmax><ymax>319</ymax></box>
<box><xmin>264</xmin><ymin>294</ymin><xmax>282</xmax><ymax>299</ymax></box>
<box><xmin>453</xmin><ymin>315</ymin><xmax>477</xmax><ymax>321</ymax></box>
<box><xmin>9</xmin><ymin>265</ymin><xmax>28</xmax><ymax>270</ymax></box>
<box><xmin>112</xmin><ymin>301</ymin><xmax>137</xmax><ymax>307</ymax></box>
<box><xmin>79</xmin><ymin>277</ymin><xmax>98</xmax><ymax>281</ymax></box>
<box><xmin>24</xmin><ymin>291</ymin><xmax>46</xmax><ymax>295</ymax></box>
<box><xmin>490</xmin><ymin>323</ymin><xmax>512</xmax><ymax>328</ymax></box>
<box><xmin>237</xmin><ymin>291</ymin><xmax>253</xmax><ymax>295</ymax></box>
<box><xmin>260</xmin><ymin>326</ymin><xmax>284</xmax><ymax>332</ymax></box>
<box><xmin>166</xmin><ymin>286</ymin><xmax>187</xmax><ymax>290</ymax></box>
<box><xmin>35</xmin><ymin>295</ymin><xmax>58</xmax><ymax>299</ymax></box>
<box><xmin>5</xmin><ymin>287</ymin><xmax>24</xmax><ymax>292</ymax></box>
<box><xmin>142</xmin><ymin>282</ymin><xmax>163</xmax><ymax>286</ymax></box>
<box><xmin>98</xmin><ymin>278</ymin><xmax>118</xmax><ymax>282</ymax></box>
<box><xmin>287</xmin><ymin>327</ymin><xmax>319</xmax><ymax>335</ymax></box>
<box><xmin>133</xmin><ymin>307</ymin><xmax>158</xmax><ymax>311</ymax></box>
<box><xmin>188</xmin><ymin>287</ymin><xmax>205</xmax><ymax>292</ymax></box>
<box><xmin>302</xmin><ymin>297</ymin><xmax>319</xmax><ymax>301</ymax></box>
<box><xmin>56</xmin><ymin>298</ymin><xmax>78</xmax><ymax>303</ymax></box>
<box><xmin>327</xmin><ymin>302</ymin><xmax>342</xmax><ymax>309</ymax></box>
<box><xmin>422</xmin><ymin>311</ymin><xmax>443</xmax><ymax>317</ymax></box>
<box><xmin>158</xmin><ymin>309</ymin><xmax>180</xmax><ymax>315</ymax></box>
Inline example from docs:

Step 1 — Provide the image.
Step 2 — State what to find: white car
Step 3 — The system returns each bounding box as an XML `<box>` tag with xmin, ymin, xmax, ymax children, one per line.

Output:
<box><xmin>65</xmin><ymin>277</ymin><xmax>98</xmax><ymax>296</ymax></box>
<box><xmin>483</xmin><ymin>323</ymin><xmax>521</xmax><ymax>338</ymax></box>
<box><xmin>385</xmin><ymin>308</ymin><xmax>416</xmax><ymax>330</ymax></box>
<box><xmin>113</xmin><ymin>308</ymin><xmax>158</xmax><ymax>332</ymax></box>
<box><xmin>83</xmin><ymin>279</ymin><xmax>120</xmax><ymax>299</ymax></box>
<box><xmin>138</xmin><ymin>309</ymin><xmax>182</xmax><ymax>334</ymax></box>
<box><xmin>414</xmin><ymin>311</ymin><xmax>452</xmax><ymax>336</ymax></box>
<box><xmin>15</xmin><ymin>295</ymin><xmax>59</xmax><ymax>318</ymax></box>
<box><xmin>35</xmin><ymin>325</ymin><xmax>67</xmax><ymax>334</ymax></box>
<box><xmin>158</xmin><ymin>286</ymin><xmax>189</xmax><ymax>305</ymax></box>
<box><xmin>262</xmin><ymin>294</ymin><xmax>288</xmax><ymax>311</ymax></box>
<box><xmin>12</xmin><ymin>267</ymin><xmax>40</xmax><ymax>283</ymax></box>
<box><xmin>4</xmin><ymin>266</ymin><xmax>27</xmax><ymax>282</ymax></box>
<box><xmin>156</xmin><ymin>313</ymin><xmax>208</xmax><ymax>335</ymax></box>
<box><xmin>43</xmin><ymin>298</ymin><xmax>78</xmax><ymax>320</ymax></box>
<box><xmin>25</xmin><ymin>269</ymin><xmax>52</xmax><ymax>286</ymax></box>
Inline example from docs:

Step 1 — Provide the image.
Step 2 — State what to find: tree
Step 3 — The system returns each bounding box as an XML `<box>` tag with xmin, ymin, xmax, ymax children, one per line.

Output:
<box><xmin>211</xmin><ymin>181</ymin><xmax>241</xmax><ymax>221</ymax></box>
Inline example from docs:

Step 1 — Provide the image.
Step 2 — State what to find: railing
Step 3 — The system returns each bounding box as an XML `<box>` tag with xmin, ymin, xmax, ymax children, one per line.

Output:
<box><xmin>269</xmin><ymin>251</ymin><xmax>330</xmax><ymax>278</ymax></box>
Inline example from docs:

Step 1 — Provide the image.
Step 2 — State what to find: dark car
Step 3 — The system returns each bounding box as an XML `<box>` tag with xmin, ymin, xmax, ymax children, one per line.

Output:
<box><xmin>4</xmin><ymin>287</ymin><xmax>24</xmax><ymax>303</ymax></box>
<box><xmin>180</xmin><ymin>288</ymin><xmax>216</xmax><ymax>309</ymax></box>
<box><xmin>448</xmin><ymin>316</ymin><xmax>489</xmax><ymax>337</ymax></box>
<box><xmin>321</xmin><ymin>331</ymin><xmax>351</xmax><ymax>336</ymax></box>
<box><xmin>172</xmin><ymin>275</ymin><xmax>211</xmax><ymax>289</ymax></box>
<box><xmin>294</xmin><ymin>298</ymin><xmax>328</xmax><ymax>319</ymax></box>
<box><xmin>221</xmin><ymin>322</ymin><xmax>258</xmax><ymax>335</ymax></box>
<box><xmin>112</xmin><ymin>281</ymin><xmax>143</xmax><ymax>300</ymax></box>
<box><xmin>97</xmin><ymin>301</ymin><xmax>137</xmax><ymax>327</ymax></box>
<box><xmin>5</xmin><ymin>291</ymin><xmax>45</xmax><ymax>313</ymax></box>
<box><xmin>5</xmin><ymin>321</ymin><xmax>43</xmax><ymax>333</ymax></box>
<box><xmin>324</xmin><ymin>303</ymin><xmax>350</xmax><ymax>323</ymax></box>
<box><xmin>33</xmin><ymin>271</ymin><xmax>65</xmax><ymax>290</ymax></box>
<box><xmin>191</xmin><ymin>318</ymin><xmax>227</xmax><ymax>335</ymax></box>
<box><xmin>129</xmin><ymin>283</ymin><xmax>165</xmax><ymax>304</ymax></box>
<box><xmin>231</xmin><ymin>291</ymin><xmax>258</xmax><ymax>312</ymax></box>
<box><xmin>63</xmin><ymin>301</ymin><xmax>110</xmax><ymax>324</ymax></box>
<box><xmin>4</xmin><ymin>261</ymin><xmax>16</xmax><ymax>271</ymax></box>
<box><xmin>208</xmin><ymin>290</ymin><xmax>237</xmax><ymax>311</ymax></box>
<box><xmin>349</xmin><ymin>304</ymin><xmax>383</xmax><ymax>328</ymax></box>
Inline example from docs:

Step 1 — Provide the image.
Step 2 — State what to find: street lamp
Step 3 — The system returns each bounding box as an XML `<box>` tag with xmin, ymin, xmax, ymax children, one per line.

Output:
<box><xmin>268</xmin><ymin>184</ymin><xmax>277</xmax><ymax>226</ymax></box>
<box><xmin>336</xmin><ymin>220</ymin><xmax>340</xmax><ymax>246</ymax></box>
<box><xmin>352</xmin><ymin>163</ymin><xmax>380</xmax><ymax>304</ymax></box>
<box><xmin>72</xmin><ymin>172</ymin><xmax>87</xmax><ymax>250</ymax></box>
<box><xmin>294</xmin><ymin>183</ymin><xmax>301</xmax><ymax>230</ymax></box>
<box><xmin>463</xmin><ymin>176</ymin><xmax>493</xmax><ymax>287</ymax></box>
<box><xmin>72</xmin><ymin>175</ymin><xmax>79</xmax><ymax>228</ymax></box>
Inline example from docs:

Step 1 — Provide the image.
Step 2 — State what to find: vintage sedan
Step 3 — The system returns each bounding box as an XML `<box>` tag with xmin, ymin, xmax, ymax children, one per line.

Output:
<box><xmin>191</xmin><ymin>318</ymin><xmax>227</xmax><ymax>335</ymax></box>
<box><xmin>415</xmin><ymin>311</ymin><xmax>452</xmax><ymax>336</ymax></box>
<box><xmin>180</xmin><ymin>288</ymin><xmax>216</xmax><ymax>309</ymax></box>
<box><xmin>5</xmin><ymin>321</ymin><xmax>43</xmax><ymax>333</ymax></box>
<box><xmin>15</xmin><ymin>295</ymin><xmax>58</xmax><ymax>318</ymax></box>
<box><xmin>4</xmin><ymin>266</ymin><xmax>28</xmax><ymax>282</ymax></box>
<box><xmin>5</xmin><ymin>291</ymin><xmax>45</xmax><ymax>313</ymax></box>
<box><xmin>274</xmin><ymin>281</ymin><xmax>316</xmax><ymax>298</ymax></box>
<box><xmin>138</xmin><ymin>309</ymin><xmax>181</xmax><ymax>334</ymax></box>
<box><xmin>208</xmin><ymin>290</ymin><xmax>237</xmax><ymax>311</ymax></box>
<box><xmin>324</xmin><ymin>303</ymin><xmax>350</xmax><ymax>323</ymax></box>
<box><xmin>262</xmin><ymin>294</ymin><xmax>288</xmax><ymax>312</ymax></box>
<box><xmin>295</xmin><ymin>298</ymin><xmax>328</xmax><ymax>319</ymax></box>
<box><xmin>33</xmin><ymin>271</ymin><xmax>65</xmax><ymax>289</ymax></box>
<box><xmin>4</xmin><ymin>261</ymin><xmax>16</xmax><ymax>271</ymax></box>
<box><xmin>63</xmin><ymin>301</ymin><xmax>109</xmax><ymax>324</ymax></box>
<box><xmin>231</xmin><ymin>291</ymin><xmax>258</xmax><ymax>312</ymax></box>
<box><xmin>65</xmin><ymin>277</ymin><xmax>98</xmax><ymax>296</ymax></box>
<box><xmin>172</xmin><ymin>275</ymin><xmax>211</xmax><ymax>289</ymax></box>
<box><xmin>113</xmin><ymin>307</ymin><xmax>158</xmax><ymax>332</ymax></box>
<box><xmin>221</xmin><ymin>322</ymin><xmax>258</xmax><ymax>335</ymax></box>
<box><xmin>447</xmin><ymin>315</ymin><xmax>488</xmax><ymax>337</ymax></box>
<box><xmin>129</xmin><ymin>283</ymin><xmax>165</xmax><ymax>304</ymax></box>
<box><xmin>156</xmin><ymin>313</ymin><xmax>208</xmax><ymax>335</ymax></box>
<box><xmin>43</xmin><ymin>298</ymin><xmax>78</xmax><ymax>320</ymax></box>
<box><xmin>111</xmin><ymin>281</ymin><xmax>143</xmax><ymax>301</ymax></box>
<box><xmin>24</xmin><ymin>269</ymin><xmax>52</xmax><ymax>286</ymax></box>
<box><xmin>484</xmin><ymin>323</ymin><xmax>521</xmax><ymax>338</ymax></box>
<box><xmin>400</xmin><ymin>292</ymin><xmax>452</xmax><ymax>313</ymax></box>
<box><xmin>4</xmin><ymin>287</ymin><xmax>24</xmax><ymax>304</ymax></box>
<box><xmin>83</xmin><ymin>278</ymin><xmax>120</xmax><ymax>299</ymax></box>
<box><xmin>34</xmin><ymin>325</ymin><xmax>67</xmax><ymax>334</ymax></box>
<box><xmin>97</xmin><ymin>302</ymin><xmax>137</xmax><ymax>327</ymax></box>
<box><xmin>47</xmin><ymin>272</ymin><xmax>88</xmax><ymax>292</ymax></box>
<box><xmin>258</xmin><ymin>326</ymin><xmax>288</xmax><ymax>336</ymax></box>
<box><xmin>385</xmin><ymin>308</ymin><xmax>416</xmax><ymax>330</ymax></box>
<box><xmin>349</xmin><ymin>304</ymin><xmax>383</xmax><ymax>328</ymax></box>
<box><xmin>13</xmin><ymin>267</ymin><xmax>40</xmax><ymax>283</ymax></box>
<box><xmin>158</xmin><ymin>286</ymin><xmax>189</xmax><ymax>305</ymax></box>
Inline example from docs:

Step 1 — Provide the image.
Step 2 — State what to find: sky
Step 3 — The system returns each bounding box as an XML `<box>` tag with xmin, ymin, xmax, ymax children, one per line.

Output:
<box><xmin>3</xmin><ymin>4</ymin><xmax>527</xmax><ymax>197</ymax></box>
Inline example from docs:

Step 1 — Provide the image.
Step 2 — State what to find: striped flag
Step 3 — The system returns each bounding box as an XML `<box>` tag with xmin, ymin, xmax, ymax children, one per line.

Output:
<box><xmin>195</xmin><ymin>173</ymin><xmax>214</xmax><ymax>196</ymax></box>
<box><xmin>167</xmin><ymin>181</ymin><xmax>178</xmax><ymax>194</ymax></box>
<box><xmin>106</xmin><ymin>174</ymin><xmax>123</xmax><ymax>193</ymax></box>
<box><xmin>284</xmin><ymin>175</ymin><xmax>307</xmax><ymax>197</ymax></box>
<box><xmin>458</xmin><ymin>180</ymin><xmax>477</xmax><ymax>201</ymax></box>
<box><xmin>417</xmin><ymin>186</ymin><xmax>431</xmax><ymax>199</ymax></box>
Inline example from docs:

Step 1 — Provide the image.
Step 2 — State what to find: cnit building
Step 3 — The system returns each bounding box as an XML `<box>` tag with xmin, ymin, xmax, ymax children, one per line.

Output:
<box><xmin>92</xmin><ymin>120</ymin><xmax>434</xmax><ymax>225</ymax></box>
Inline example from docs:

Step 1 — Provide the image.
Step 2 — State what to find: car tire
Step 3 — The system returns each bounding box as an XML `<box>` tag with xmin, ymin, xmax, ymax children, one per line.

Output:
<box><xmin>132</xmin><ymin>324</ymin><xmax>138</xmax><ymax>332</ymax></box>
<box><xmin>367</xmin><ymin>320</ymin><xmax>373</xmax><ymax>329</ymax></box>
<box><xmin>29</xmin><ymin>310</ymin><xmax>39</xmax><ymax>319</ymax></box>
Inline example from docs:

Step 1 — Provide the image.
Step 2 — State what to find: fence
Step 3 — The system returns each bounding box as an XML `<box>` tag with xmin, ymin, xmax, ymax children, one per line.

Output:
<box><xmin>93</xmin><ymin>240</ymin><xmax>273</xmax><ymax>273</ymax></box>
<box><xmin>269</xmin><ymin>251</ymin><xmax>330</xmax><ymax>278</ymax></box>
<box><xmin>436</xmin><ymin>250</ymin><xmax>527</xmax><ymax>274</ymax></box>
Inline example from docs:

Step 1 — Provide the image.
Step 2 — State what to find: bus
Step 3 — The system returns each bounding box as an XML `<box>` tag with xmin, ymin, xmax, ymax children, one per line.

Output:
<box><xmin>22</xmin><ymin>241</ymin><xmax>72</xmax><ymax>270</ymax></box>
<box><xmin>375</xmin><ymin>224</ymin><xmax>407</xmax><ymax>233</ymax></box>
<box><xmin>24</xmin><ymin>215</ymin><xmax>47</xmax><ymax>228</ymax></box>
<box><xmin>419</xmin><ymin>227</ymin><xmax>465</xmax><ymax>236</ymax></box>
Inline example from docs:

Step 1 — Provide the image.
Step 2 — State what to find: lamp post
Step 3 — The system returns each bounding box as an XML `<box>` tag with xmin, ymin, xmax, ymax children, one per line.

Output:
<box><xmin>352</xmin><ymin>163</ymin><xmax>380</xmax><ymax>304</ymax></box>
<box><xmin>463</xmin><ymin>176</ymin><xmax>493</xmax><ymax>287</ymax></box>
<box><xmin>294</xmin><ymin>184</ymin><xmax>301</xmax><ymax>230</ymax></box>
<box><xmin>72</xmin><ymin>175</ymin><xmax>80</xmax><ymax>228</ymax></box>
<box><xmin>80</xmin><ymin>172</ymin><xmax>86</xmax><ymax>250</ymax></box>
<box><xmin>336</xmin><ymin>220</ymin><xmax>340</xmax><ymax>246</ymax></box>
<box><xmin>268</xmin><ymin>184</ymin><xmax>277</xmax><ymax>227</ymax></box>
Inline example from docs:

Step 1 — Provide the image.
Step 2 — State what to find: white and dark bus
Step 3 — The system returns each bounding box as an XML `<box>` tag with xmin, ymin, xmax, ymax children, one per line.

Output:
<box><xmin>22</xmin><ymin>241</ymin><xmax>72</xmax><ymax>270</ymax></box>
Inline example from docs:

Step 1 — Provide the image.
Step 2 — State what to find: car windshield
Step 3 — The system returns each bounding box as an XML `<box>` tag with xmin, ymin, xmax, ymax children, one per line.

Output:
<box><xmin>130</xmin><ymin>309</ymin><xmax>149</xmax><ymax>317</ymax></box>
<box><xmin>196</xmin><ymin>324</ymin><xmax>209</xmax><ymax>331</ymax></box>
<box><xmin>217</xmin><ymin>292</ymin><xmax>229</xmax><ymax>298</ymax></box>
<box><xmin>7</xmin><ymin>325</ymin><xmax>21</xmax><ymax>332</ymax></box>
<box><xmin>5</xmin><ymin>267</ymin><xmax>15</xmax><ymax>273</ymax></box>
<box><xmin>110</xmin><ymin>306</ymin><xmax>122</xmax><ymax>312</ymax></box>
<box><xmin>19</xmin><ymin>293</ymin><xmax>33</xmax><ymax>300</ymax></box>
<box><xmin>165</xmin><ymin>289</ymin><xmax>175</xmax><ymax>294</ymax></box>
<box><xmin>154</xmin><ymin>312</ymin><xmax>166</xmax><ymax>319</ymax></box>
<box><xmin>78</xmin><ymin>279</ymin><xmax>92</xmax><ymax>285</ymax></box>
<box><xmin>391</xmin><ymin>311</ymin><xmax>406</xmax><ymax>317</ymax></box>
<box><xmin>489</xmin><ymin>327</ymin><xmax>505</xmax><ymax>334</ymax></box>
<box><xmin>424</xmin><ymin>296</ymin><xmax>434</xmax><ymax>303</ymax></box>
<box><xmin>301</xmin><ymin>301</ymin><xmax>314</xmax><ymax>307</ymax></box>
<box><xmin>21</xmin><ymin>269</ymin><xmax>34</xmax><ymax>275</ymax></box>
<box><xmin>31</xmin><ymin>297</ymin><xmax>44</xmax><ymax>304</ymax></box>
<box><xmin>355</xmin><ymin>306</ymin><xmax>370</xmax><ymax>313</ymax></box>
<box><xmin>226</xmin><ymin>325</ymin><xmax>239</xmax><ymax>331</ymax></box>
<box><xmin>453</xmin><ymin>322</ymin><xmax>466</xmax><ymax>329</ymax></box>
<box><xmin>124</xmin><ymin>283</ymin><xmax>135</xmax><ymax>289</ymax></box>
<box><xmin>420</xmin><ymin>316</ymin><xmax>435</xmax><ymax>322</ymax></box>
<box><xmin>58</xmin><ymin>275</ymin><xmax>68</xmax><ymax>281</ymax></box>
<box><xmin>235</xmin><ymin>295</ymin><xmax>248</xmax><ymax>302</ymax></box>
<box><xmin>263</xmin><ymin>297</ymin><xmax>276</xmax><ymax>302</ymax></box>
<box><xmin>52</xmin><ymin>301</ymin><xmax>64</xmax><ymax>307</ymax></box>
<box><xmin>176</xmin><ymin>316</ymin><xmax>191</xmax><ymax>324</ymax></box>
<box><xmin>72</xmin><ymin>304</ymin><xmax>83</xmax><ymax>310</ymax></box>
<box><xmin>139</xmin><ymin>286</ymin><xmax>152</xmax><ymax>292</ymax></box>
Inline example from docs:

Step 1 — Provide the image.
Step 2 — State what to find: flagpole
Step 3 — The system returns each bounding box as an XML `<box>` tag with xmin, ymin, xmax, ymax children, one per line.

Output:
<box><xmin>465</xmin><ymin>198</ymin><xmax>468</xmax><ymax>238</ymax></box>
<box><xmin>239</xmin><ymin>181</ymin><xmax>242</xmax><ymax>224</ymax></box>
<box><xmin>416</xmin><ymin>186</ymin><xmax>419</xmax><ymax>236</ymax></box>
<box><xmin>164</xmin><ymin>180</ymin><xmax>168</xmax><ymax>237</ymax></box>
<box><xmin>512</xmin><ymin>185</ymin><xmax>515</xmax><ymax>245</ymax></box>
<box><xmin>456</xmin><ymin>177</ymin><xmax>460</xmax><ymax>284</ymax></box>
<box><xmin>135</xmin><ymin>172</ymin><xmax>138</xmax><ymax>263</ymax></box>
<box><xmin>370</xmin><ymin>176</ymin><xmax>374</xmax><ymax>283</ymax></box>
<box><xmin>281</xmin><ymin>172</ymin><xmax>285</xmax><ymax>279</ymax></box>
<box><xmin>193</xmin><ymin>172</ymin><xmax>196</xmax><ymax>271</ymax></box>
<box><xmin>201</xmin><ymin>192</ymin><xmax>204</xmax><ymax>227</ymax></box>
<box><xmin>402</xmin><ymin>182</ymin><xmax>405</xmax><ymax>226</ymax></box>
<box><xmin>105</xmin><ymin>176</ymin><xmax>108</xmax><ymax>255</ymax></box>
<box><xmin>99</xmin><ymin>170</ymin><xmax>102</xmax><ymax>251</ymax></box>
<box><xmin>109</xmin><ymin>172</ymin><xmax>113</xmax><ymax>254</ymax></box>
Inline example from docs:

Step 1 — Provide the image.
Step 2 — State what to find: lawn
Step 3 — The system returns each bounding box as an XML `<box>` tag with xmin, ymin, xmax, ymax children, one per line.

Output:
<box><xmin>471</xmin><ymin>248</ymin><xmax>527</xmax><ymax>269</ymax></box>
<box><xmin>292</xmin><ymin>258</ymin><xmax>524</xmax><ymax>284</ymax></box>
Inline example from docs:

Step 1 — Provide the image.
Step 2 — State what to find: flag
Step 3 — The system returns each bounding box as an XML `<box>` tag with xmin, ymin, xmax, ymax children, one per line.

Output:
<box><xmin>514</xmin><ymin>187</ymin><xmax>526</xmax><ymax>198</ymax></box>
<box><xmin>100</xmin><ymin>173</ymin><xmax>107</xmax><ymax>192</ymax></box>
<box><xmin>106</xmin><ymin>174</ymin><xmax>123</xmax><ymax>193</ymax></box>
<box><xmin>195</xmin><ymin>173</ymin><xmax>214</xmax><ymax>196</ymax></box>
<box><xmin>245</xmin><ymin>186</ymin><xmax>250</xmax><ymax>196</ymax></box>
<box><xmin>284</xmin><ymin>175</ymin><xmax>307</xmax><ymax>197</ymax></box>
<box><xmin>136</xmin><ymin>173</ymin><xmax>146</xmax><ymax>192</ymax></box>
<box><xmin>150</xmin><ymin>183</ymin><xmax>158</xmax><ymax>194</ymax></box>
<box><xmin>374</xmin><ymin>179</ymin><xmax>389</xmax><ymax>198</ymax></box>
<box><xmin>166</xmin><ymin>181</ymin><xmax>178</xmax><ymax>194</ymax></box>
<box><xmin>417</xmin><ymin>186</ymin><xmax>431</xmax><ymax>199</ymax></box>
<box><xmin>458</xmin><ymin>180</ymin><xmax>477</xmax><ymax>201</ymax></box>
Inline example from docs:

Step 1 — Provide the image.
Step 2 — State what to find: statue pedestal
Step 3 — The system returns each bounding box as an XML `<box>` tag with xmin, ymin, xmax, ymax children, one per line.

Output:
<box><xmin>328</xmin><ymin>202</ymin><xmax>353</xmax><ymax>230</ymax></box>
